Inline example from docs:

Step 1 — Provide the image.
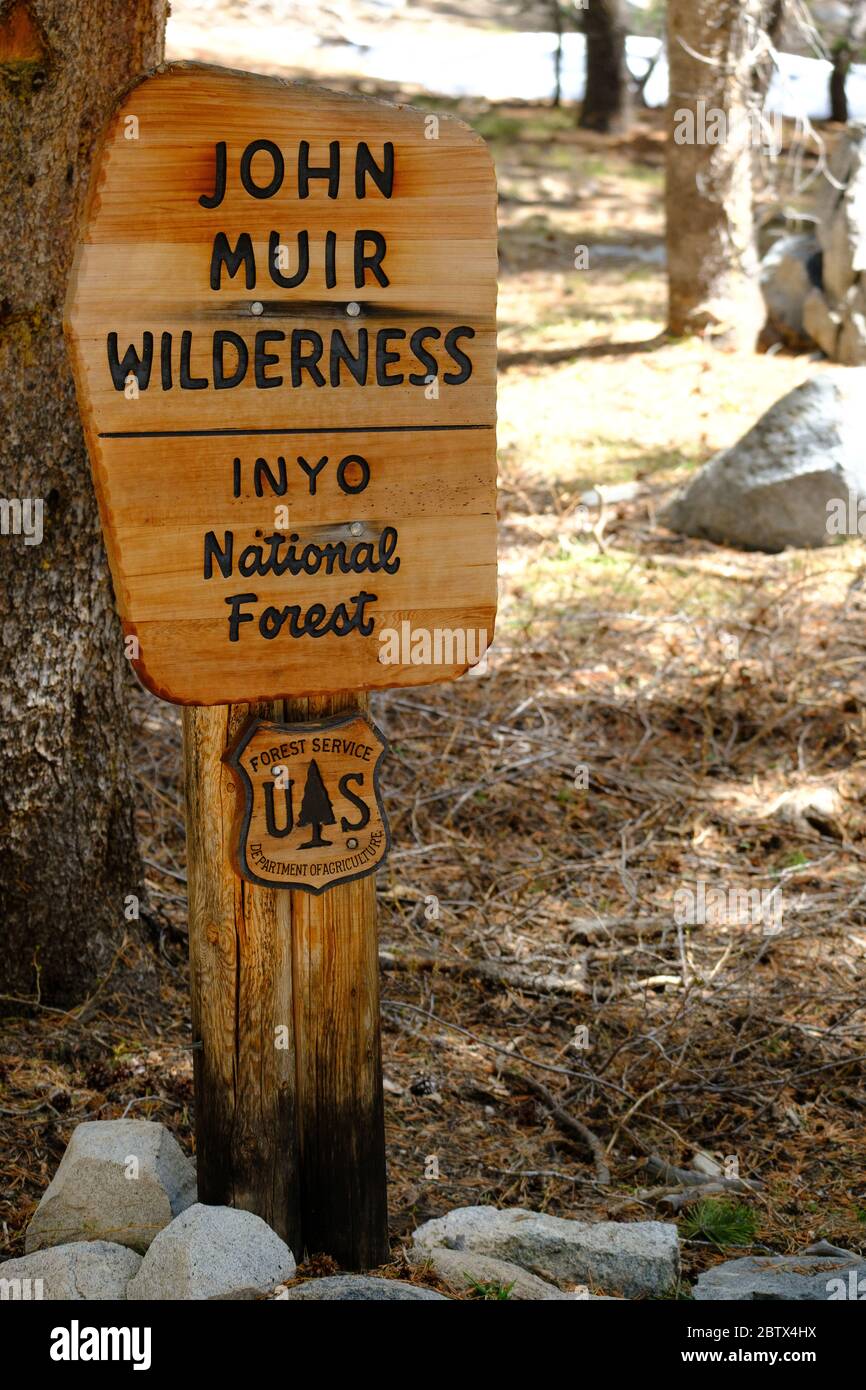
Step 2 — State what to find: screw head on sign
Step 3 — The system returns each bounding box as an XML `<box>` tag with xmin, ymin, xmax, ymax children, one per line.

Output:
<box><xmin>250</xmin><ymin>301</ymin><xmax>264</xmax><ymax>316</ymax></box>
<box><xmin>346</xmin><ymin>301</ymin><xmax>361</xmax><ymax>317</ymax></box>
<box><xmin>349</xmin><ymin>521</ymin><xmax>362</xmax><ymax>536</ymax></box>
<box><xmin>346</xmin><ymin>837</ymin><xmax>359</xmax><ymax>850</ymax></box>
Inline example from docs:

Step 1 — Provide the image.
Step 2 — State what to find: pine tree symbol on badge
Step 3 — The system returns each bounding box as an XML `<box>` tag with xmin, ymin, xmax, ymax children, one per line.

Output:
<box><xmin>297</xmin><ymin>759</ymin><xmax>337</xmax><ymax>849</ymax></box>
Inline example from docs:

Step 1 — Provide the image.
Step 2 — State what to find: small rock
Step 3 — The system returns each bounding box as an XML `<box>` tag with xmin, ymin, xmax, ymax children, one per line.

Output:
<box><xmin>759</xmin><ymin>234</ymin><xmax>822</xmax><ymax>348</ymax></box>
<box><xmin>278</xmin><ymin>1275</ymin><xmax>448</xmax><ymax>1301</ymax></box>
<box><xmin>0</xmin><ymin>1241</ymin><xmax>141</xmax><ymax>1300</ymax></box>
<box><xmin>580</xmin><ymin>481</ymin><xmax>643</xmax><ymax>508</ymax></box>
<box><xmin>802</xmin><ymin>1239</ymin><xmax>855</xmax><ymax>1258</ymax></box>
<box><xmin>127</xmin><ymin>1204</ymin><xmax>295</xmax><ymax>1300</ymax></box>
<box><xmin>800</xmin><ymin>126</ymin><xmax>866</xmax><ymax>361</ymax></box>
<box><xmin>803</xmin><ymin>286</ymin><xmax>840</xmax><ymax>357</ymax></box>
<box><xmin>661</xmin><ymin>370</ymin><xmax>866</xmax><ymax>552</ymax></box>
<box><xmin>412</xmin><ymin>1206</ymin><xmax>679</xmax><ymax>1298</ymax></box>
<box><xmin>408</xmin><ymin>1246</ymin><xmax>570</xmax><ymax>1300</ymax></box>
<box><xmin>764</xmin><ymin>783</ymin><xmax>845</xmax><ymax>838</ymax></box>
<box><xmin>694</xmin><ymin>1252</ymin><xmax>866</xmax><ymax>1301</ymax></box>
<box><xmin>26</xmin><ymin>1120</ymin><xmax>197</xmax><ymax>1254</ymax></box>
<box><xmin>838</xmin><ymin>308</ymin><xmax>866</xmax><ymax>365</ymax></box>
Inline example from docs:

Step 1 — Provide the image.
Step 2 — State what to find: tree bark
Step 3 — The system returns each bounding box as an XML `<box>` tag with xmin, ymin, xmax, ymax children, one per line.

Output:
<box><xmin>0</xmin><ymin>0</ymin><xmax>167</xmax><ymax>1005</ymax></box>
<box><xmin>830</xmin><ymin>8</ymin><xmax>866</xmax><ymax>126</ymax></box>
<box><xmin>579</xmin><ymin>0</ymin><xmax>630</xmax><ymax>134</ymax></box>
<box><xmin>754</xmin><ymin>0</ymin><xmax>787</xmax><ymax>105</ymax></box>
<box><xmin>552</xmin><ymin>4</ymin><xmax>563</xmax><ymax>108</ymax></box>
<box><xmin>665</xmin><ymin>0</ymin><xmax>769</xmax><ymax>347</ymax></box>
<box><xmin>830</xmin><ymin>49</ymin><xmax>851</xmax><ymax>125</ymax></box>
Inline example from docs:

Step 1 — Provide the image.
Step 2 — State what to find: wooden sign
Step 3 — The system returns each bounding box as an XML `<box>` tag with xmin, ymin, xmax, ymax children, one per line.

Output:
<box><xmin>64</xmin><ymin>62</ymin><xmax>498</xmax><ymax>705</ymax></box>
<box><xmin>224</xmin><ymin>711</ymin><xmax>389</xmax><ymax>892</ymax></box>
<box><xmin>64</xmin><ymin>60</ymin><xmax>499</xmax><ymax>1271</ymax></box>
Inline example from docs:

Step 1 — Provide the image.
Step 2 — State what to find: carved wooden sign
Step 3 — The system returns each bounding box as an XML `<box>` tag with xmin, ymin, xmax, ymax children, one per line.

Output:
<box><xmin>223</xmin><ymin>711</ymin><xmax>389</xmax><ymax>892</ymax></box>
<box><xmin>64</xmin><ymin>62</ymin><xmax>498</xmax><ymax>706</ymax></box>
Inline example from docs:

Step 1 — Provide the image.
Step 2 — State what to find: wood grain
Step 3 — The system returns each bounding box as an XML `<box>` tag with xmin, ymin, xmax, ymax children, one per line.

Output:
<box><xmin>65</xmin><ymin>62</ymin><xmax>498</xmax><ymax>705</ymax></box>
<box><xmin>286</xmin><ymin>690</ymin><xmax>388</xmax><ymax>1269</ymax></box>
<box><xmin>183</xmin><ymin>699</ymin><xmax>301</xmax><ymax>1248</ymax></box>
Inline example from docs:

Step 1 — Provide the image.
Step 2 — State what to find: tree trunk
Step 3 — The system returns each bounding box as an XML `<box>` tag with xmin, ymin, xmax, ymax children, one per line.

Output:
<box><xmin>552</xmin><ymin>8</ymin><xmax>563</xmax><ymax>108</ymax></box>
<box><xmin>830</xmin><ymin>6</ymin><xmax>866</xmax><ymax>126</ymax></box>
<box><xmin>754</xmin><ymin>0</ymin><xmax>787</xmax><ymax>105</ymax></box>
<box><xmin>830</xmin><ymin>48</ymin><xmax>851</xmax><ymax>125</ymax></box>
<box><xmin>665</xmin><ymin>0</ymin><xmax>768</xmax><ymax>347</ymax></box>
<box><xmin>579</xmin><ymin>0</ymin><xmax>630</xmax><ymax>133</ymax></box>
<box><xmin>0</xmin><ymin>0</ymin><xmax>167</xmax><ymax>1005</ymax></box>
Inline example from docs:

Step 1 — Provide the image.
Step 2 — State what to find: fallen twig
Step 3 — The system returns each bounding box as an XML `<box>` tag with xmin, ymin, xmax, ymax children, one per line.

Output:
<box><xmin>501</xmin><ymin>1068</ymin><xmax>611</xmax><ymax>1186</ymax></box>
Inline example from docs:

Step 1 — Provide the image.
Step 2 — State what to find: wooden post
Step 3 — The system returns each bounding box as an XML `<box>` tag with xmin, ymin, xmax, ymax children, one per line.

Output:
<box><xmin>183</xmin><ymin>692</ymin><xmax>388</xmax><ymax>1269</ymax></box>
<box><xmin>285</xmin><ymin>692</ymin><xmax>388</xmax><ymax>1269</ymax></box>
<box><xmin>183</xmin><ymin>699</ymin><xmax>301</xmax><ymax>1252</ymax></box>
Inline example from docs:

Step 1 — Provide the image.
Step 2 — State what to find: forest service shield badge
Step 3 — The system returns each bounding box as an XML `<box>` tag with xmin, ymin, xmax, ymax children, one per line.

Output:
<box><xmin>224</xmin><ymin>711</ymin><xmax>390</xmax><ymax>893</ymax></box>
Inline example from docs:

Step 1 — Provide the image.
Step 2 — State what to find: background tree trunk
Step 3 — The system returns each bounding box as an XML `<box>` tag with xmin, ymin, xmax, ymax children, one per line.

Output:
<box><xmin>0</xmin><ymin>0</ymin><xmax>167</xmax><ymax>1005</ymax></box>
<box><xmin>829</xmin><ymin>4</ymin><xmax>866</xmax><ymax>127</ymax></box>
<box><xmin>552</xmin><ymin>3</ymin><xmax>563</xmax><ymax>108</ymax></box>
<box><xmin>754</xmin><ymin>0</ymin><xmax>787</xmax><ymax>105</ymax></box>
<box><xmin>830</xmin><ymin>47</ymin><xmax>851</xmax><ymax>124</ymax></box>
<box><xmin>665</xmin><ymin>0</ymin><xmax>769</xmax><ymax>347</ymax></box>
<box><xmin>579</xmin><ymin>0</ymin><xmax>630</xmax><ymax>133</ymax></box>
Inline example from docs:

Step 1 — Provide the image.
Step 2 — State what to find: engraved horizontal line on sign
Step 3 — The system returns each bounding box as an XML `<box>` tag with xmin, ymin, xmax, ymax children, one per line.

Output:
<box><xmin>98</xmin><ymin>424</ymin><xmax>495</xmax><ymax>439</ymax></box>
<box><xmin>222</xmin><ymin>300</ymin><xmax>485</xmax><ymax>322</ymax></box>
<box><xmin>104</xmin><ymin>302</ymin><xmax>497</xmax><ymax>325</ymax></box>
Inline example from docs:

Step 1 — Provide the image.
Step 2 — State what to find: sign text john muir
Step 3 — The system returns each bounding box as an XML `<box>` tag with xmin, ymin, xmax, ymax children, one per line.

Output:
<box><xmin>65</xmin><ymin>64</ymin><xmax>498</xmax><ymax>705</ymax></box>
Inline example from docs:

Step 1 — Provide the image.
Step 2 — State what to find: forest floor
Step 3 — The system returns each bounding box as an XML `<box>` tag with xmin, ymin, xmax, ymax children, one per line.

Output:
<box><xmin>2</xmin><ymin>79</ymin><xmax>865</xmax><ymax>1298</ymax></box>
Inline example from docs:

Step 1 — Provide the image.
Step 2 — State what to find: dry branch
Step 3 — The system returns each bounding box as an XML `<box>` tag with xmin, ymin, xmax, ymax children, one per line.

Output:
<box><xmin>502</xmin><ymin>1069</ymin><xmax>611</xmax><ymax>1186</ymax></box>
